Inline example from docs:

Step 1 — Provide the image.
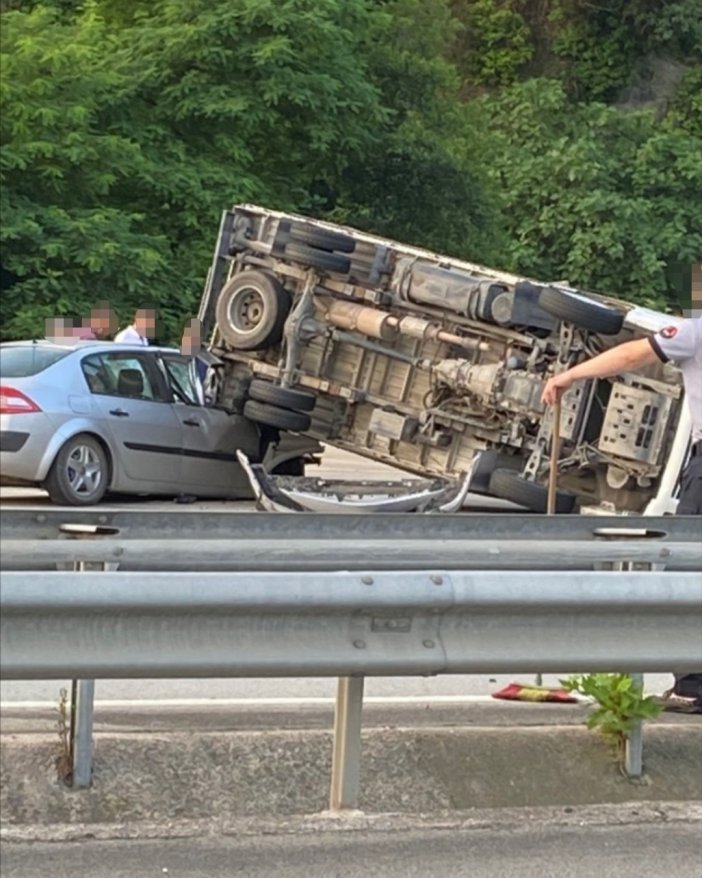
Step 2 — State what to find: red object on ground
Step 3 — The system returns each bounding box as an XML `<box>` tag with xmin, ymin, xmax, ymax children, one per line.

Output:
<box><xmin>492</xmin><ymin>682</ymin><xmax>578</xmax><ymax>703</ymax></box>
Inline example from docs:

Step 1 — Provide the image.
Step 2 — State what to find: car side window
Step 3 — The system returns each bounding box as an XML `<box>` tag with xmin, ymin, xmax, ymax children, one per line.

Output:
<box><xmin>160</xmin><ymin>355</ymin><xmax>201</xmax><ymax>406</ymax></box>
<box><xmin>81</xmin><ymin>352</ymin><xmax>163</xmax><ymax>402</ymax></box>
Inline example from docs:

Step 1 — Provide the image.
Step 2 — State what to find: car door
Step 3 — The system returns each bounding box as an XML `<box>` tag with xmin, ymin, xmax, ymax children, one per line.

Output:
<box><xmin>80</xmin><ymin>350</ymin><xmax>183</xmax><ymax>488</ymax></box>
<box><xmin>158</xmin><ymin>352</ymin><xmax>260</xmax><ymax>497</ymax></box>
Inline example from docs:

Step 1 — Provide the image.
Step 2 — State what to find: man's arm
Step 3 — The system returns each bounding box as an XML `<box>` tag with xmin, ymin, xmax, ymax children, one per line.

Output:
<box><xmin>541</xmin><ymin>338</ymin><xmax>659</xmax><ymax>405</ymax></box>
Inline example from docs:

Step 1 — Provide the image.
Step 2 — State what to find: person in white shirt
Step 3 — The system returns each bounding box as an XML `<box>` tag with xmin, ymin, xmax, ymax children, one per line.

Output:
<box><xmin>542</xmin><ymin>315</ymin><xmax>702</xmax><ymax>713</ymax></box>
<box><xmin>114</xmin><ymin>308</ymin><xmax>156</xmax><ymax>345</ymax></box>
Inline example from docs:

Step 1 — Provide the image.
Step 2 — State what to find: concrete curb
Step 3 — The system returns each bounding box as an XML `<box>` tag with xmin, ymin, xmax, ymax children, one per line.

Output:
<box><xmin>2</xmin><ymin>723</ymin><xmax>701</xmax><ymax>828</ymax></box>
<box><xmin>2</xmin><ymin>801</ymin><xmax>702</xmax><ymax>844</ymax></box>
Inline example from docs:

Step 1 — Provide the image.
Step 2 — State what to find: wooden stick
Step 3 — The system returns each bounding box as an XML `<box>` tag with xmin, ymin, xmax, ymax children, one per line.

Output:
<box><xmin>547</xmin><ymin>397</ymin><xmax>562</xmax><ymax>515</ymax></box>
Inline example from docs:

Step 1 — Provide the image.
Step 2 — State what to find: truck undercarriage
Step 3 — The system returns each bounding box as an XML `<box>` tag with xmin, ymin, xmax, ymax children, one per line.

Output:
<box><xmin>200</xmin><ymin>205</ymin><xmax>687</xmax><ymax>515</ymax></box>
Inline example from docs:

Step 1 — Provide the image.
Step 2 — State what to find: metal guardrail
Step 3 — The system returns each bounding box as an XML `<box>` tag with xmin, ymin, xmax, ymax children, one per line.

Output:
<box><xmin>2</xmin><ymin>509</ymin><xmax>701</xmax><ymax>542</ymax></box>
<box><xmin>2</xmin><ymin>512</ymin><xmax>700</xmax><ymax>806</ymax></box>
<box><xmin>3</xmin><ymin>570</ymin><xmax>701</xmax><ymax>679</ymax></box>
<box><xmin>2</xmin><ymin>538</ymin><xmax>699</xmax><ymax>570</ymax></box>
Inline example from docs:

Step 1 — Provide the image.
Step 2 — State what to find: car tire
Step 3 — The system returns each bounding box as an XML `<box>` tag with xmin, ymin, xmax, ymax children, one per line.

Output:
<box><xmin>44</xmin><ymin>434</ymin><xmax>109</xmax><ymax>506</ymax></box>
<box><xmin>538</xmin><ymin>287</ymin><xmax>624</xmax><ymax>335</ymax></box>
<box><xmin>248</xmin><ymin>379</ymin><xmax>316</xmax><ymax>412</ymax></box>
<box><xmin>216</xmin><ymin>270</ymin><xmax>291</xmax><ymax>350</ymax></box>
<box><xmin>488</xmin><ymin>468</ymin><xmax>577</xmax><ymax>514</ymax></box>
<box><xmin>243</xmin><ymin>400</ymin><xmax>312</xmax><ymax>432</ymax></box>
<box><xmin>283</xmin><ymin>241</ymin><xmax>351</xmax><ymax>275</ymax></box>
<box><xmin>288</xmin><ymin>224</ymin><xmax>356</xmax><ymax>253</ymax></box>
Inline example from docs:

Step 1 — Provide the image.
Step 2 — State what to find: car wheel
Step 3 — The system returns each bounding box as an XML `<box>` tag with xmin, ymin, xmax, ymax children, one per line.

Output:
<box><xmin>283</xmin><ymin>241</ymin><xmax>351</xmax><ymax>275</ymax></box>
<box><xmin>488</xmin><ymin>468</ymin><xmax>577</xmax><ymax>514</ymax></box>
<box><xmin>248</xmin><ymin>379</ymin><xmax>316</xmax><ymax>412</ymax></box>
<box><xmin>288</xmin><ymin>223</ymin><xmax>356</xmax><ymax>253</ymax></box>
<box><xmin>538</xmin><ymin>287</ymin><xmax>624</xmax><ymax>335</ymax></box>
<box><xmin>216</xmin><ymin>270</ymin><xmax>291</xmax><ymax>350</ymax></box>
<box><xmin>45</xmin><ymin>434</ymin><xmax>109</xmax><ymax>506</ymax></box>
<box><xmin>243</xmin><ymin>400</ymin><xmax>312</xmax><ymax>432</ymax></box>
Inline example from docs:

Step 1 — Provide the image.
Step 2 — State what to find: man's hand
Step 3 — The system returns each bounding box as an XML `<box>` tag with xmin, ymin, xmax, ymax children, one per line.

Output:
<box><xmin>541</xmin><ymin>371</ymin><xmax>574</xmax><ymax>406</ymax></box>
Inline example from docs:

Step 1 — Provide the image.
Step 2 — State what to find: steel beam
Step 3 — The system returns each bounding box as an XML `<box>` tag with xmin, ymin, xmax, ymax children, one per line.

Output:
<box><xmin>2</xmin><ymin>570</ymin><xmax>700</xmax><ymax>679</ymax></box>
<box><xmin>2</xmin><ymin>538</ymin><xmax>699</xmax><ymax>571</ymax></box>
<box><xmin>2</xmin><ymin>509</ymin><xmax>700</xmax><ymax>543</ymax></box>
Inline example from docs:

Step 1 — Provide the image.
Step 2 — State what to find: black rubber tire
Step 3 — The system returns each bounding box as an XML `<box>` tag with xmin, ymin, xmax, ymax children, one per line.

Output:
<box><xmin>283</xmin><ymin>241</ymin><xmax>351</xmax><ymax>274</ymax></box>
<box><xmin>288</xmin><ymin>223</ymin><xmax>356</xmax><ymax>253</ymax></box>
<box><xmin>216</xmin><ymin>270</ymin><xmax>291</xmax><ymax>351</ymax></box>
<box><xmin>468</xmin><ymin>449</ymin><xmax>523</xmax><ymax>496</ymax></box>
<box><xmin>243</xmin><ymin>399</ymin><xmax>312</xmax><ymax>432</ymax></box>
<box><xmin>45</xmin><ymin>434</ymin><xmax>109</xmax><ymax>506</ymax></box>
<box><xmin>538</xmin><ymin>287</ymin><xmax>624</xmax><ymax>335</ymax></box>
<box><xmin>488</xmin><ymin>468</ymin><xmax>577</xmax><ymax>514</ymax></box>
<box><xmin>248</xmin><ymin>379</ymin><xmax>316</xmax><ymax>412</ymax></box>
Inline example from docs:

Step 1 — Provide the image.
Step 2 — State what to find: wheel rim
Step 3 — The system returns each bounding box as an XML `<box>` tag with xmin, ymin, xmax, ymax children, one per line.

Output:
<box><xmin>65</xmin><ymin>444</ymin><xmax>104</xmax><ymax>497</ymax></box>
<box><xmin>228</xmin><ymin>287</ymin><xmax>265</xmax><ymax>333</ymax></box>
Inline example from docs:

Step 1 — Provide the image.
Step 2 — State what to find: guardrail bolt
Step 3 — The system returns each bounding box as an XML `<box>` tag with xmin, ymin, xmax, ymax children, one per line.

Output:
<box><xmin>361</xmin><ymin>576</ymin><xmax>374</xmax><ymax>586</ymax></box>
<box><xmin>423</xmin><ymin>639</ymin><xmax>436</xmax><ymax>649</ymax></box>
<box><xmin>353</xmin><ymin>639</ymin><xmax>366</xmax><ymax>649</ymax></box>
<box><xmin>430</xmin><ymin>575</ymin><xmax>443</xmax><ymax>585</ymax></box>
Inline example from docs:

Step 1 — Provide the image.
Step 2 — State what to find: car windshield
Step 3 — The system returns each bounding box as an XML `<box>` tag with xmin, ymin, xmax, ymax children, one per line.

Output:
<box><xmin>0</xmin><ymin>345</ymin><xmax>71</xmax><ymax>377</ymax></box>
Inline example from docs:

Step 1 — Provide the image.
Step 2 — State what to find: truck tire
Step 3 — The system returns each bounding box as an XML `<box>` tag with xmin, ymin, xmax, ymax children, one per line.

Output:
<box><xmin>248</xmin><ymin>379</ymin><xmax>316</xmax><ymax>412</ymax></box>
<box><xmin>243</xmin><ymin>400</ymin><xmax>312</xmax><ymax>432</ymax></box>
<box><xmin>538</xmin><ymin>287</ymin><xmax>624</xmax><ymax>335</ymax></box>
<box><xmin>289</xmin><ymin>224</ymin><xmax>356</xmax><ymax>253</ymax></box>
<box><xmin>216</xmin><ymin>270</ymin><xmax>291</xmax><ymax>350</ymax></box>
<box><xmin>468</xmin><ymin>449</ymin><xmax>523</xmax><ymax>496</ymax></box>
<box><xmin>283</xmin><ymin>241</ymin><xmax>351</xmax><ymax>275</ymax></box>
<box><xmin>488</xmin><ymin>468</ymin><xmax>577</xmax><ymax>514</ymax></box>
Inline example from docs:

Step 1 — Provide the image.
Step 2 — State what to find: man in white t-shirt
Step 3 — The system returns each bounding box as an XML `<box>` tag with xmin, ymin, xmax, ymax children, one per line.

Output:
<box><xmin>542</xmin><ymin>315</ymin><xmax>702</xmax><ymax>713</ymax></box>
<box><xmin>114</xmin><ymin>308</ymin><xmax>156</xmax><ymax>345</ymax></box>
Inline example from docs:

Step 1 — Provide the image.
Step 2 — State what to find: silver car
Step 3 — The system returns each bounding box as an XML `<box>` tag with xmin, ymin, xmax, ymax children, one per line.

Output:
<box><xmin>0</xmin><ymin>340</ymin><xmax>321</xmax><ymax>505</ymax></box>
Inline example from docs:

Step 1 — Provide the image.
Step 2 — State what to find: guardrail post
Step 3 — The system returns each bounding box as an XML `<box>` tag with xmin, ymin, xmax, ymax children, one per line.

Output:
<box><xmin>624</xmin><ymin>672</ymin><xmax>644</xmax><ymax>778</ymax></box>
<box><xmin>69</xmin><ymin>678</ymin><xmax>95</xmax><ymax>788</ymax></box>
<box><xmin>59</xmin><ymin>524</ymin><xmax>120</xmax><ymax>789</ymax></box>
<box><xmin>603</xmin><ymin>545</ymin><xmax>661</xmax><ymax>781</ymax></box>
<box><xmin>329</xmin><ymin>676</ymin><xmax>364</xmax><ymax>812</ymax></box>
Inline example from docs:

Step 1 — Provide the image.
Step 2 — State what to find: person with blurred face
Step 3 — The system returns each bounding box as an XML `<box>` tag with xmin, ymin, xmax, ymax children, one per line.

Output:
<box><xmin>114</xmin><ymin>308</ymin><xmax>156</xmax><ymax>345</ymax></box>
<box><xmin>86</xmin><ymin>303</ymin><xmax>117</xmax><ymax>340</ymax></box>
<box><xmin>181</xmin><ymin>318</ymin><xmax>212</xmax><ymax>405</ymax></box>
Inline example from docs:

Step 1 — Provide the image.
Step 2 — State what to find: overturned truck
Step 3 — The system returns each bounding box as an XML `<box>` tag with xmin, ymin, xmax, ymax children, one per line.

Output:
<box><xmin>199</xmin><ymin>205</ymin><xmax>691</xmax><ymax>515</ymax></box>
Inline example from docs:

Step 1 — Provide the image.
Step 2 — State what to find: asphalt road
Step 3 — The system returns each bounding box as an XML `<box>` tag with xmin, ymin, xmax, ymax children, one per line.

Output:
<box><xmin>3</xmin><ymin>822</ymin><xmax>701</xmax><ymax>878</ymax></box>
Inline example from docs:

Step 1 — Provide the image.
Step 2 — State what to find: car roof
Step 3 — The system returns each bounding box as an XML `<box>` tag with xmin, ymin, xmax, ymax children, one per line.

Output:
<box><xmin>1</xmin><ymin>340</ymin><xmax>181</xmax><ymax>355</ymax></box>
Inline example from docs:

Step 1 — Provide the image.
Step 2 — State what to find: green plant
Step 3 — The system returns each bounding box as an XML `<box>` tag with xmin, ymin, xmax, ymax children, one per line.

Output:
<box><xmin>562</xmin><ymin>673</ymin><xmax>662</xmax><ymax>760</ymax></box>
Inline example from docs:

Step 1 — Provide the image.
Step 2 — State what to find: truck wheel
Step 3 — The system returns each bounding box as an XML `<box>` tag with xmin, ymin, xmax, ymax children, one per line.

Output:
<box><xmin>283</xmin><ymin>242</ymin><xmax>350</xmax><ymax>275</ymax></box>
<box><xmin>248</xmin><ymin>379</ymin><xmax>316</xmax><ymax>412</ymax></box>
<box><xmin>488</xmin><ymin>468</ymin><xmax>577</xmax><ymax>514</ymax></box>
<box><xmin>538</xmin><ymin>287</ymin><xmax>624</xmax><ymax>335</ymax></box>
<box><xmin>216</xmin><ymin>270</ymin><xmax>290</xmax><ymax>350</ymax></box>
<box><xmin>243</xmin><ymin>400</ymin><xmax>312</xmax><ymax>432</ymax></box>
<box><xmin>468</xmin><ymin>449</ymin><xmax>523</xmax><ymax>496</ymax></box>
<box><xmin>45</xmin><ymin>434</ymin><xmax>109</xmax><ymax>506</ymax></box>
<box><xmin>288</xmin><ymin>224</ymin><xmax>356</xmax><ymax>253</ymax></box>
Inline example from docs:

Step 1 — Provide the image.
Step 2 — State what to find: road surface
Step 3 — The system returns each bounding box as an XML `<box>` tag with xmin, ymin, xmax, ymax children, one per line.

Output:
<box><xmin>2</xmin><ymin>820</ymin><xmax>701</xmax><ymax>877</ymax></box>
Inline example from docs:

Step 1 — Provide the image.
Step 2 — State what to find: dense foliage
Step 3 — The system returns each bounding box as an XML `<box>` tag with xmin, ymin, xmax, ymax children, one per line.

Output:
<box><xmin>1</xmin><ymin>0</ymin><xmax>700</xmax><ymax>341</ymax></box>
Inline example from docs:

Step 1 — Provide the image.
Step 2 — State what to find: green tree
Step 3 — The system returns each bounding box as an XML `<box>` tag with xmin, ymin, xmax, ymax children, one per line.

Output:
<box><xmin>1</xmin><ymin>0</ymin><xmax>386</xmax><ymax>341</ymax></box>
<box><xmin>473</xmin><ymin>79</ymin><xmax>702</xmax><ymax>307</ymax></box>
